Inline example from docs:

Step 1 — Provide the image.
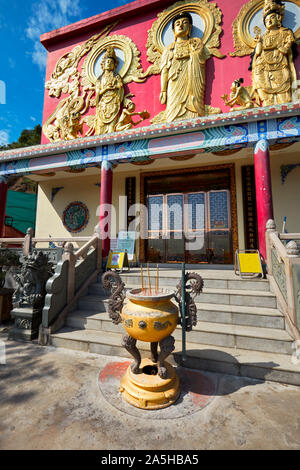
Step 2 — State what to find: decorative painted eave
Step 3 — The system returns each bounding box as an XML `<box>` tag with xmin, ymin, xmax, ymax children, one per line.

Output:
<box><xmin>0</xmin><ymin>103</ymin><xmax>300</xmax><ymax>177</ymax></box>
<box><xmin>1</xmin><ymin>102</ymin><xmax>300</xmax><ymax>163</ymax></box>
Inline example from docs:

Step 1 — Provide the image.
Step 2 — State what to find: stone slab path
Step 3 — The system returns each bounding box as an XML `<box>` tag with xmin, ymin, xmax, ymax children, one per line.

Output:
<box><xmin>1</xmin><ymin>333</ymin><xmax>300</xmax><ymax>450</ymax></box>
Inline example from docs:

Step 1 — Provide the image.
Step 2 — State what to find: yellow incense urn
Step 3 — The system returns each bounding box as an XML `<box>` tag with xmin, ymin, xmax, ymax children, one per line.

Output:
<box><xmin>121</xmin><ymin>289</ymin><xmax>178</xmax><ymax>343</ymax></box>
<box><xmin>102</xmin><ymin>270</ymin><xmax>203</xmax><ymax>410</ymax></box>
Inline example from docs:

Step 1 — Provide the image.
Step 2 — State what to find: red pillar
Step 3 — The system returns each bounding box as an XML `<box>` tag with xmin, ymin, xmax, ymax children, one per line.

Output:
<box><xmin>99</xmin><ymin>160</ymin><xmax>113</xmax><ymax>258</ymax></box>
<box><xmin>0</xmin><ymin>177</ymin><xmax>8</xmax><ymax>238</ymax></box>
<box><xmin>254</xmin><ymin>139</ymin><xmax>274</xmax><ymax>261</ymax></box>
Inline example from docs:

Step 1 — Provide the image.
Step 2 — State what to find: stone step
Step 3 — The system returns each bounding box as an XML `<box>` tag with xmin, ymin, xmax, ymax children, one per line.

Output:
<box><xmin>66</xmin><ymin>309</ymin><xmax>292</xmax><ymax>355</ymax></box>
<box><xmin>197</xmin><ymin>303</ymin><xmax>285</xmax><ymax>329</ymax></box>
<box><xmin>66</xmin><ymin>310</ymin><xmax>124</xmax><ymax>333</ymax></box>
<box><xmin>197</xmin><ymin>288</ymin><xmax>277</xmax><ymax>308</ymax></box>
<box><xmin>110</xmin><ymin>267</ymin><xmax>260</xmax><ymax>281</ymax></box>
<box><xmin>117</xmin><ymin>271</ymin><xmax>270</xmax><ymax>292</ymax></box>
<box><xmin>69</xmin><ymin>298</ymin><xmax>285</xmax><ymax>331</ymax></box>
<box><xmin>77</xmin><ymin>295</ymin><xmax>109</xmax><ymax>312</ymax></box>
<box><xmin>173</xmin><ymin>321</ymin><xmax>293</xmax><ymax>355</ymax></box>
<box><xmin>49</xmin><ymin>327</ymin><xmax>300</xmax><ymax>386</ymax></box>
<box><xmin>87</xmin><ymin>284</ymin><xmax>278</xmax><ymax>309</ymax></box>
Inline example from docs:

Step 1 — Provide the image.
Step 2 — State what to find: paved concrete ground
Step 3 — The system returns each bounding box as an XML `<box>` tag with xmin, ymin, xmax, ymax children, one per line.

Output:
<box><xmin>1</xmin><ymin>330</ymin><xmax>300</xmax><ymax>450</ymax></box>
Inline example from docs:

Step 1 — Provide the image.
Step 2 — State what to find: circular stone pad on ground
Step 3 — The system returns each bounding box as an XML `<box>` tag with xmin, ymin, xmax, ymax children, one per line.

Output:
<box><xmin>98</xmin><ymin>360</ymin><xmax>218</xmax><ymax>419</ymax></box>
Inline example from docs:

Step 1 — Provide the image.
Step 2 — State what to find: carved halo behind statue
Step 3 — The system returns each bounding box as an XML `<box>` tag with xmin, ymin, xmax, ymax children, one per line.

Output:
<box><xmin>223</xmin><ymin>0</ymin><xmax>300</xmax><ymax>111</ymax></box>
<box><xmin>144</xmin><ymin>0</ymin><xmax>226</xmax><ymax>124</ymax></box>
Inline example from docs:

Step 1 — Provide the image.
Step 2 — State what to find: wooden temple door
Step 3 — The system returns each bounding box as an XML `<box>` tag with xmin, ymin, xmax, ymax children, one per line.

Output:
<box><xmin>146</xmin><ymin>189</ymin><xmax>232</xmax><ymax>264</ymax></box>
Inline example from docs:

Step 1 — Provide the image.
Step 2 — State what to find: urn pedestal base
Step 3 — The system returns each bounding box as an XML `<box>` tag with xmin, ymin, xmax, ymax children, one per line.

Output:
<box><xmin>119</xmin><ymin>358</ymin><xmax>180</xmax><ymax>410</ymax></box>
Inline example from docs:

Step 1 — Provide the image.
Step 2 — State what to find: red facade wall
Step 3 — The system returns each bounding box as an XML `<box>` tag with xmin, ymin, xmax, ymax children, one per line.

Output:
<box><xmin>41</xmin><ymin>0</ymin><xmax>300</xmax><ymax>144</ymax></box>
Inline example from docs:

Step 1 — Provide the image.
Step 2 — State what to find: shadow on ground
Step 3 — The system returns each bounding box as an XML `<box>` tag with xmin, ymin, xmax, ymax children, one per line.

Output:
<box><xmin>173</xmin><ymin>348</ymin><xmax>279</xmax><ymax>396</ymax></box>
<box><xmin>0</xmin><ymin>330</ymin><xmax>59</xmax><ymax>406</ymax></box>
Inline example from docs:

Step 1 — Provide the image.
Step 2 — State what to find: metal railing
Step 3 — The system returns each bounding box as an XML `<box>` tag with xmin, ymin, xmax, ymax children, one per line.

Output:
<box><xmin>265</xmin><ymin>219</ymin><xmax>300</xmax><ymax>340</ymax></box>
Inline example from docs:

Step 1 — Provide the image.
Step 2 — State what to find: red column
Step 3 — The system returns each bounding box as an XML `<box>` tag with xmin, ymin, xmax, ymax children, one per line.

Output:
<box><xmin>0</xmin><ymin>177</ymin><xmax>8</xmax><ymax>238</ymax></box>
<box><xmin>99</xmin><ymin>160</ymin><xmax>113</xmax><ymax>258</ymax></box>
<box><xmin>254</xmin><ymin>139</ymin><xmax>274</xmax><ymax>261</ymax></box>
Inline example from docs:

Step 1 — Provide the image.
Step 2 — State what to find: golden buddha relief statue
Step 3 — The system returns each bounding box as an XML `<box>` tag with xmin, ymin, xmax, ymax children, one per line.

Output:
<box><xmin>159</xmin><ymin>12</ymin><xmax>207</xmax><ymax>122</ymax></box>
<box><xmin>43</xmin><ymin>25</ymin><xmax>150</xmax><ymax>142</ymax></box>
<box><xmin>94</xmin><ymin>47</ymin><xmax>124</xmax><ymax>134</ymax></box>
<box><xmin>143</xmin><ymin>0</ymin><xmax>225</xmax><ymax>124</ymax></box>
<box><xmin>250</xmin><ymin>0</ymin><xmax>298</xmax><ymax>106</ymax></box>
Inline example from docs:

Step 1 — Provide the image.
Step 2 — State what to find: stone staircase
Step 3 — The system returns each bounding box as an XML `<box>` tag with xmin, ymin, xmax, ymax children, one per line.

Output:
<box><xmin>49</xmin><ymin>267</ymin><xmax>300</xmax><ymax>386</ymax></box>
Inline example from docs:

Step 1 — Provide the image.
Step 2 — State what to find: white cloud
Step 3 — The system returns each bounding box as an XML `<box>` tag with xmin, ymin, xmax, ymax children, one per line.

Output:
<box><xmin>25</xmin><ymin>0</ymin><xmax>82</xmax><ymax>71</ymax></box>
<box><xmin>0</xmin><ymin>80</ymin><xmax>6</xmax><ymax>104</ymax></box>
<box><xmin>31</xmin><ymin>42</ymin><xmax>47</xmax><ymax>70</ymax></box>
<box><xmin>8</xmin><ymin>58</ymin><xmax>16</xmax><ymax>69</ymax></box>
<box><xmin>0</xmin><ymin>130</ymin><xmax>9</xmax><ymax>146</ymax></box>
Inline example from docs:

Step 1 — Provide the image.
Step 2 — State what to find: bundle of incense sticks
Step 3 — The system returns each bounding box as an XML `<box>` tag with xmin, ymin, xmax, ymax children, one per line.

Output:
<box><xmin>140</xmin><ymin>265</ymin><xmax>144</xmax><ymax>294</ymax></box>
<box><xmin>147</xmin><ymin>263</ymin><xmax>152</xmax><ymax>294</ymax></box>
<box><xmin>140</xmin><ymin>264</ymin><xmax>159</xmax><ymax>295</ymax></box>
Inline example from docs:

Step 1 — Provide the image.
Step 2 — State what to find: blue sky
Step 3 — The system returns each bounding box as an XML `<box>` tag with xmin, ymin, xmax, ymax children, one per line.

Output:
<box><xmin>0</xmin><ymin>0</ymin><xmax>134</xmax><ymax>146</ymax></box>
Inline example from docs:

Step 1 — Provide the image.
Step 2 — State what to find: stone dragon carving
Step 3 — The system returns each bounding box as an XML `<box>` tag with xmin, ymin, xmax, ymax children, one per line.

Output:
<box><xmin>12</xmin><ymin>250</ymin><xmax>54</xmax><ymax>309</ymax></box>
<box><xmin>102</xmin><ymin>270</ymin><xmax>126</xmax><ymax>325</ymax></box>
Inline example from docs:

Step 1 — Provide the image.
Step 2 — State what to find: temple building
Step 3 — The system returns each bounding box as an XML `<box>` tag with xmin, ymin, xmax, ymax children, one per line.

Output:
<box><xmin>1</xmin><ymin>0</ymin><xmax>300</xmax><ymax>265</ymax></box>
<box><xmin>1</xmin><ymin>1</ymin><xmax>300</xmax><ymax>382</ymax></box>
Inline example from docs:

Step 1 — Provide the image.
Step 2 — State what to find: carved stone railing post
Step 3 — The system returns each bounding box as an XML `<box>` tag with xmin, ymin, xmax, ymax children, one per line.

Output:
<box><xmin>285</xmin><ymin>242</ymin><xmax>300</xmax><ymax>335</ymax></box>
<box><xmin>266</xmin><ymin>220</ymin><xmax>300</xmax><ymax>340</ymax></box>
<box><xmin>94</xmin><ymin>226</ymin><xmax>102</xmax><ymax>270</ymax></box>
<box><xmin>63</xmin><ymin>242</ymin><xmax>75</xmax><ymax>304</ymax></box>
<box><xmin>23</xmin><ymin>227</ymin><xmax>34</xmax><ymax>256</ymax></box>
<box><xmin>40</xmin><ymin>233</ymin><xmax>103</xmax><ymax>340</ymax></box>
<box><xmin>265</xmin><ymin>219</ymin><xmax>277</xmax><ymax>275</ymax></box>
<box><xmin>286</xmin><ymin>241</ymin><xmax>300</xmax><ymax>258</ymax></box>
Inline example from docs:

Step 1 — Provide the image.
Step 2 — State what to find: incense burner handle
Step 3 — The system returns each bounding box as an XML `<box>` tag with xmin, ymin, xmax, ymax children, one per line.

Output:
<box><xmin>174</xmin><ymin>272</ymin><xmax>204</xmax><ymax>332</ymax></box>
<box><xmin>101</xmin><ymin>271</ymin><xmax>126</xmax><ymax>325</ymax></box>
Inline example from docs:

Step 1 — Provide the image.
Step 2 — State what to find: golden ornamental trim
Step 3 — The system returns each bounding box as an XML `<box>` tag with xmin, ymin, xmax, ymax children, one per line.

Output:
<box><xmin>230</xmin><ymin>0</ymin><xmax>300</xmax><ymax>57</ymax></box>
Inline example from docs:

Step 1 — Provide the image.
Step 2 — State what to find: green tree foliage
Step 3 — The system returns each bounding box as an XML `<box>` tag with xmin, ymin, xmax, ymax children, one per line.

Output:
<box><xmin>0</xmin><ymin>125</ymin><xmax>41</xmax><ymax>151</ymax></box>
<box><xmin>0</xmin><ymin>125</ymin><xmax>41</xmax><ymax>192</ymax></box>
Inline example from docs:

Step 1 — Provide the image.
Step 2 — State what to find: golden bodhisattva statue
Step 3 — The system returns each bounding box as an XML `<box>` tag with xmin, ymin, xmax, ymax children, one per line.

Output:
<box><xmin>222</xmin><ymin>78</ymin><xmax>258</xmax><ymax>111</ymax></box>
<box><xmin>158</xmin><ymin>12</ymin><xmax>209</xmax><ymax>122</ymax></box>
<box><xmin>43</xmin><ymin>25</ymin><xmax>150</xmax><ymax>141</ymax></box>
<box><xmin>95</xmin><ymin>47</ymin><xmax>124</xmax><ymax>134</ymax></box>
<box><xmin>250</xmin><ymin>0</ymin><xmax>297</xmax><ymax>106</ymax></box>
